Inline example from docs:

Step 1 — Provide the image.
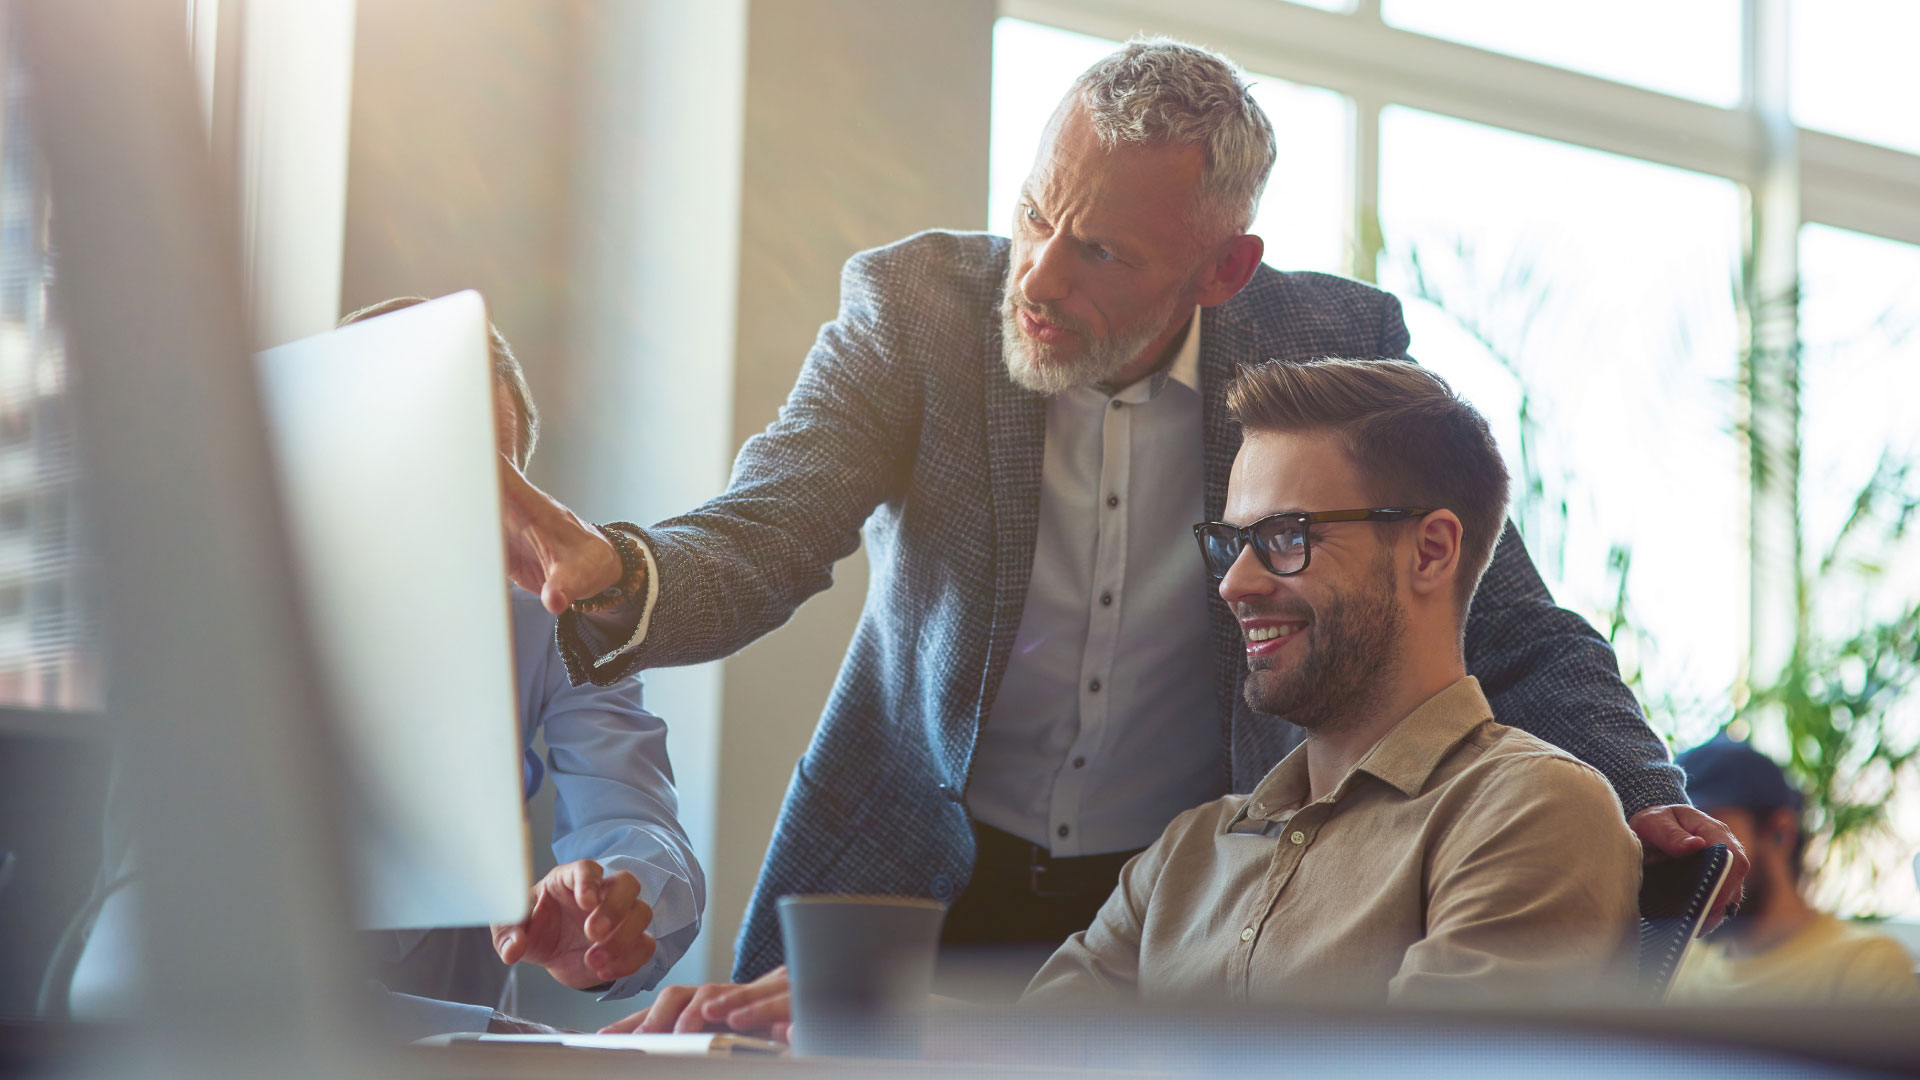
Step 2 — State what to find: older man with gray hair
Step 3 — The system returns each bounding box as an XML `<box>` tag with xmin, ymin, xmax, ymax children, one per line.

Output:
<box><xmin>498</xmin><ymin>37</ymin><xmax>1744</xmax><ymax>991</ymax></box>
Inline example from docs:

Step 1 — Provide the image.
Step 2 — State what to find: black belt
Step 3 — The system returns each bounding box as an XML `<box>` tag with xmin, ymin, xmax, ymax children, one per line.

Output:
<box><xmin>970</xmin><ymin>820</ymin><xmax>1144</xmax><ymax>900</ymax></box>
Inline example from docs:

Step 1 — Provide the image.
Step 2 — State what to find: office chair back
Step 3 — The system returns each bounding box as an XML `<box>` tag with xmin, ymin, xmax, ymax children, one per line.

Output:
<box><xmin>1637</xmin><ymin>843</ymin><xmax>1732</xmax><ymax>1000</ymax></box>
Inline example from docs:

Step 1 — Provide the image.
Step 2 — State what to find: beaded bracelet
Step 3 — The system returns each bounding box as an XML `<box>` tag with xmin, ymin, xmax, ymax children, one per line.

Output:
<box><xmin>570</xmin><ymin>524</ymin><xmax>647</xmax><ymax>614</ymax></box>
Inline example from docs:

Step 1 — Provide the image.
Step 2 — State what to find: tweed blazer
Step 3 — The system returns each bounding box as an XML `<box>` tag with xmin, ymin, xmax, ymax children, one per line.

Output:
<box><xmin>593</xmin><ymin>231</ymin><xmax>1684</xmax><ymax>981</ymax></box>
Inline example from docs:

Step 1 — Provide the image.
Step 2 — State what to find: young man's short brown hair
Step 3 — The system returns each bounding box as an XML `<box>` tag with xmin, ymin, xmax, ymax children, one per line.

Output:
<box><xmin>1226</xmin><ymin>357</ymin><xmax>1510</xmax><ymax>610</ymax></box>
<box><xmin>337</xmin><ymin>296</ymin><xmax>539</xmax><ymax>470</ymax></box>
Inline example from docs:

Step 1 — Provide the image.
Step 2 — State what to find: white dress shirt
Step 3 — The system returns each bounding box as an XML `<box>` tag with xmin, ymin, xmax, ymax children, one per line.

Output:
<box><xmin>966</xmin><ymin>308</ymin><xmax>1218</xmax><ymax>856</ymax></box>
<box><xmin>597</xmin><ymin>308</ymin><xmax>1219</xmax><ymax>859</ymax></box>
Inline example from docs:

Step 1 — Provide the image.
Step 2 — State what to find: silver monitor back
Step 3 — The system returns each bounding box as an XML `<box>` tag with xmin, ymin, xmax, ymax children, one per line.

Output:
<box><xmin>255</xmin><ymin>291</ymin><xmax>531</xmax><ymax>931</ymax></box>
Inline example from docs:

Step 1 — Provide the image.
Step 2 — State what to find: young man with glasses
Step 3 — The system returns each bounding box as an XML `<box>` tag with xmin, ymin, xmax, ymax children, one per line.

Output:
<box><xmin>611</xmin><ymin>357</ymin><xmax>1641</xmax><ymax>1031</ymax></box>
<box><xmin>1021</xmin><ymin>357</ymin><xmax>1641</xmax><ymax>1003</ymax></box>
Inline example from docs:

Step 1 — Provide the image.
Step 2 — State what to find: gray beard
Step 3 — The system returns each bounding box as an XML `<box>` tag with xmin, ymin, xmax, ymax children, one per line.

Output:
<box><xmin>1000</xmin><ymin>277</ymin><xmax>1183</xmax><ymax>396</ymax></box>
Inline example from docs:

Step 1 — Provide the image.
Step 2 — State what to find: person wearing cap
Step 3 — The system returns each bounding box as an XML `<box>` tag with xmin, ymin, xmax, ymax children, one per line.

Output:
<box><xmin>1669</xmin><ymin>735</ymin><xmax>1917</xmax><ymax>1005</ymax></box>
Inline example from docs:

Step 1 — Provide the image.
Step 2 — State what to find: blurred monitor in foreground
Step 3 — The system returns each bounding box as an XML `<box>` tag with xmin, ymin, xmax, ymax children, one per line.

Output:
<box><xmin>253</xmin><ymin>290</ymin><xmax>530</xmax><ymax>931</ymax></box>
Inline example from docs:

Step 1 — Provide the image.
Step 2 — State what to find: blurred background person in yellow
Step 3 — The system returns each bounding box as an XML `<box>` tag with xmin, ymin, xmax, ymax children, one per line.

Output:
<box><xmin>1669</xmin><ymin>736</ymin><xmax>1916</xmax><ymax>1005</ymax></box>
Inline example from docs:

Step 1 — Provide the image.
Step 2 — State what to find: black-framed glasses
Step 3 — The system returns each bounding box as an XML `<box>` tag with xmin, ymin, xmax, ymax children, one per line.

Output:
<box><xmin>1191</xmin><ymin>508</ymin><xmax>1433</xmax><ymax>581</ymax></box>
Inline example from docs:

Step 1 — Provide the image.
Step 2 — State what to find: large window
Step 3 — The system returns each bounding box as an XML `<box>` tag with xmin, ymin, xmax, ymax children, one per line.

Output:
<box><xmin>0</xmin><ymin>49</ymin><xmax>95</xmax><ymax>714</ymax></box>
<box><xmin>1798</xmin><ymin>224</ymin><xmax>1920</xmax><ymax>633</ymax></box>
<box><xmin>1796</xmin><ymin>223</ymin><xmax>1920</xmax><ymax>913</ymax></box>
<box><xmin>1790</xmin><ymin>0</ymin><xmax>1920</xmax><ymax>155</ymax></box>
<box><xmin>993</xmin><ymin>0</ymin><xmax>1920</xmax><ymax>916</ymax></box>
<box><xmin>1377</xmin><ymin>108</ymin><xmax>1742</xmax><ymax>733</ymax></box>
<box><xmin>1382</xmin><ymin>0</ymin><xmax>1743</xmax><ymax>107</ymax></box>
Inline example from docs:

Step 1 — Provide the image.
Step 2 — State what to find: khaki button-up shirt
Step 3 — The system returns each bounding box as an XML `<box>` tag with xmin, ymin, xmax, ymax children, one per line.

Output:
<box><xmin>1024</xmin><ymin>677</ymin><xmax>1642</xmax><ymax>1007</ymax></box>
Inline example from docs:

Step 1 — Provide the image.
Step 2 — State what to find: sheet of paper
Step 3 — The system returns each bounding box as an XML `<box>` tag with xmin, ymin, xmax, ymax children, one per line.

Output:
<box><xmin>417</xmin><ymin>1032</ymin><xmax>783</xmax><ymax>1056</ymax></box>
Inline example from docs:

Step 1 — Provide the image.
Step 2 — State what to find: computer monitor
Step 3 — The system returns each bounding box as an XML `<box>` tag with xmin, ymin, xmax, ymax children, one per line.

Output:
<box><xmin>254</xmin><ymin>291</ymin><xmax>531</xmax><ymax>931</ymax></box>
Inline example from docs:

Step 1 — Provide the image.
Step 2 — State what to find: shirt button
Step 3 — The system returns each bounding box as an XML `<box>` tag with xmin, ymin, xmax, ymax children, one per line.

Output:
<box><xmin>1106</xmin><ymin>494</ymin><xmax>1119</xmax><ymax>508</ymax></box>
<box><xmin>1290</xmin><ymin>831</ymin><xmax>1306</xmax><ymax>846</ymax></box>
<box><xmin>1110</xmin><ymin>399</ymin><xmax>1123</xmax><ymax>410</ymax></box>
<box><xmin>1088</xmin><ymin>679</ymin><xmax>1101</xmax><ymax>693</ymax></box>
<box><xmin>1057</xmin><ymin>824</ymin><xmax>1070</xmax><ymax>839</ymax></box>
<box><xmin>1240</xmin><ymin>928</ymin><xmax>1255</xmax><ymax>942</ymax></box>
<box><xmin>1072</xmin><ymin>756</ymin><xmax>1086</xmax><ymax>769</ymax></box>
<box><xmin>1100</xmin><ymin>592</ymin><xmax>1113</xmax><ymax>607</ymax></box>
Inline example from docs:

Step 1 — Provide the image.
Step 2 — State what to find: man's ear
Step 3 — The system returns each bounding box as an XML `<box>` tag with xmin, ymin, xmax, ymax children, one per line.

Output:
<box><xmin>1407</xmin><ymin>509</ymin><xmax>1463</xmax><ymax>601</ymax></box>
<box><xmin>1195</xmin><ymin>234</ymin><xmax>1264</xmax><ymax>308</ymax></box>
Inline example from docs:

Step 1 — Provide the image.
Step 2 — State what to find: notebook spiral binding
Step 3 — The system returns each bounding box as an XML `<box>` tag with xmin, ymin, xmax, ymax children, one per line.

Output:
<box><xmin>1636</xmin><ymin>843</ymin><xmax>1732</xmax><ymax>999</ymax></box>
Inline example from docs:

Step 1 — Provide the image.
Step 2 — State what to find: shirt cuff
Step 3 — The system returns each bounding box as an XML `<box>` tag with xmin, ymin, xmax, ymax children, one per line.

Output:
<box><xmin>591</xmin><ymin>853</ymin><xmax>702</xmax><ymax>1000</ymax></box>
<box><xmin>1618</xmin><ymin>769</ymin><xmax>1689</xmax><ymax>820</ymax></box>
<box><xmin>601</xmin><ymin>920</ymin><xmax>702</xmax><ymax>1001</ymax></box>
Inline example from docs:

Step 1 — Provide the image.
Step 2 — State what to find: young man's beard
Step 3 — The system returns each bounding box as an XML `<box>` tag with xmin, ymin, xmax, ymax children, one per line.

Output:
<box><xmin>1000</xmin><ymin>272</ymin><xmax>1183</xmax><ymax>396</ymax></box>
<box><xmin>1242</xmin><ymin>547</ymin><xmax>1407</xmax><ymax>733</ymax></box>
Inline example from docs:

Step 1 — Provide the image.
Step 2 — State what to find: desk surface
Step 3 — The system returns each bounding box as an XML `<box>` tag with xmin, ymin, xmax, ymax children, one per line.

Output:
<box><xmin>11</xmin><ymin>1003</ymin><xmax>1915</xmax><ymax>1080</ymax></box>
<box><xmin>398</xmin><ymin>1002</ymin><xmax>1909</xmax><ymax>1080</ymax></box>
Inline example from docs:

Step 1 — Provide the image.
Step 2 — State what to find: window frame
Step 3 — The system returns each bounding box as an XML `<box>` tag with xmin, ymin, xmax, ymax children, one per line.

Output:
<box><xmin>1003</xmin><ymin>0</ymin><xmax>1920</xmax><ymax>249</ymax></box>
<box><xmin>0</xmin><ymin>0</ymin><xmax>351</xmax><ymax>739</ymax></box>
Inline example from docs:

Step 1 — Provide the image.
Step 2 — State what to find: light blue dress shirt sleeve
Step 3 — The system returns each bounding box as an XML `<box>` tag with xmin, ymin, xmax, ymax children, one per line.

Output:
<box><xmin>513</xmin><ymin>588</ymin><xmax>706</xmax><ymax>999</ymax></box>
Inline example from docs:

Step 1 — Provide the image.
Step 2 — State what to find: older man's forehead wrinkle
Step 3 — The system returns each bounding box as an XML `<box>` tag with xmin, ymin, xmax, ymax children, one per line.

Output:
<box><xmin>1032</xmin><ymin>153</ymin><xmax>1110</xmax><ymax>233</ymax></box>
<box><xmin>1032</xmin><ymin>112</ymin><xmax>1199</xmax><ymax>264</ymax></box>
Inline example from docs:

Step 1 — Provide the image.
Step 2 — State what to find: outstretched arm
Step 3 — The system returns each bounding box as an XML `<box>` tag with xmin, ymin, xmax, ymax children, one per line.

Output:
<box><xmin>1465</xmin><ymin>523</ymin><xmax>1682</xmax><ymax>814</ymax></box>
<box><xmin>507</xmin><ymin>247</ymin><xmax>923</xmax><ymax>687</ymax></box>
<box><xmin>603</xmin><ymin>287</ymin><xmax>919</xmax><ymax>675</ymax></box>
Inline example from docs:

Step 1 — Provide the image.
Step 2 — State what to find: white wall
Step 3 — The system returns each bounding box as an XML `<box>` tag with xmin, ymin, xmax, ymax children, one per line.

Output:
<box><xmin>709</xmin><ymin>0</ymin><xmax>993</xmax><ymax>983</ymax></box>
<box><xmin>340</xmin><ymin>0</ymin><xmax>580</xmax><ymax>454</ymax></box>
<box><xmin>232</xmin><ymin>0</ymin><xmax>357</xmax><ymax>351</ymax></box>
<box><xmin>548</xmin><ymin>0</ymin><xmax>749</xmax><ymax>1013</ymax></box>
<box><xmin>556</xmin><ymin>0</ymin><xmax>994</xmax><ymax>994</ymax></box>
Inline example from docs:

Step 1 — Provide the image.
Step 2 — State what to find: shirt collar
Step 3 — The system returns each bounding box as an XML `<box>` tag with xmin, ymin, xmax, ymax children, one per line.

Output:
<box><xmin>1168</xmin><ymin>304</ymin><xmax>1202</xmax><ymax>392</ymax></box>
<box><xmin>1350</xmin><ymin>676</ymin><xmax>1494</xmax><ymax>798</ymax></box>
<box><xmin>1233</xmin><ymin>744</ymin><xmax>1310</xmax><ymax>830</ymax></box>
<box><xmin>1234</xmin><ymin>675</ymin><xmax>1493</xmax><ymax>826</ymax></box>
<box><xmin>1101</xmin><ymin>305</ymin><xmax>1203</xmax><ymax>404</ymax></box>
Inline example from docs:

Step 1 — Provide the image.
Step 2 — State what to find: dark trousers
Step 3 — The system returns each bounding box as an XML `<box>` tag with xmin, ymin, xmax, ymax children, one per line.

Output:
<box><xmin>937</xmin><ymin>819</ymin><xmax>1144</xmax><ymax>997</ymax></box>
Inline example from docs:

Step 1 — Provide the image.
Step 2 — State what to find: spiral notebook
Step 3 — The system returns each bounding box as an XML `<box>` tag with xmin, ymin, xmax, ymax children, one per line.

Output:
<box><xmin>1636</xmin><ymin>843</ymin><xmax>1732</xmax><ymax>1000</ymax></box>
